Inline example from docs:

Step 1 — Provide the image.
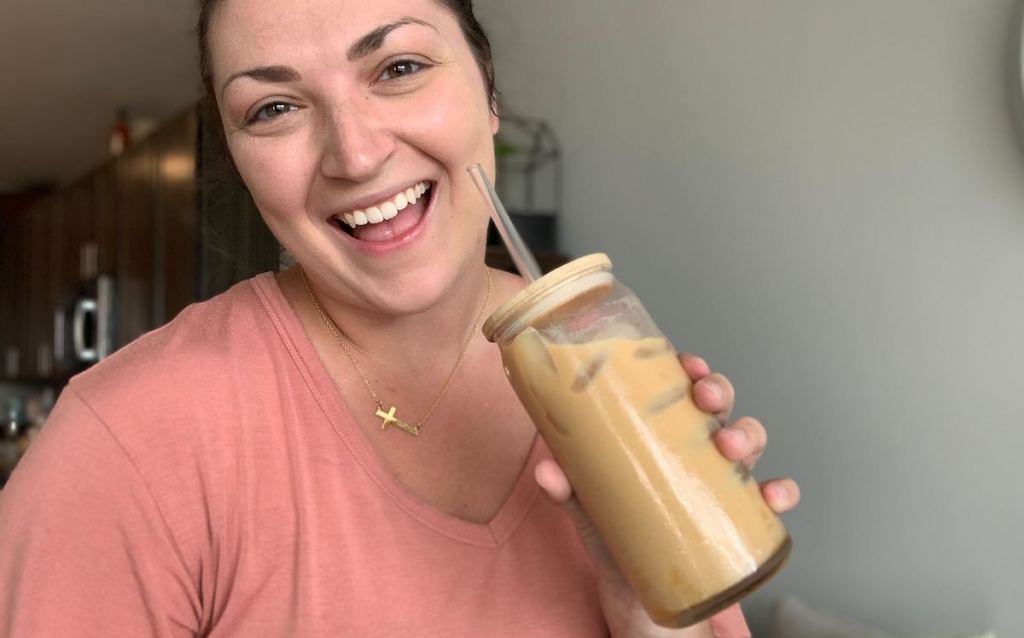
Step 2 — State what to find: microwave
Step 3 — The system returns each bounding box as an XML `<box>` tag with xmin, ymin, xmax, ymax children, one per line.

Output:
<box><xmin>54</xmin><ymin>274</ymin><xmax>116</xmax><ymax>373</ymax></box>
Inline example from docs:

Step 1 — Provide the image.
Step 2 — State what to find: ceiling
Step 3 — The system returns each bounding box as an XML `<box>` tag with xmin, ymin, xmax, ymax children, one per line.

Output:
<box><xmin>1</xmin><ymin>0</ymin><xmax>201</xmax><ymax>192</ymax></box>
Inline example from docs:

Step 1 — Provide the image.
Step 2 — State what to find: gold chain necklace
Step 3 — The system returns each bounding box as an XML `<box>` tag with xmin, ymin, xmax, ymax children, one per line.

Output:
<box><xmin>302</xmin><ymin>267</ymin><xmax>493</xmax><ymax>437</ymax></box>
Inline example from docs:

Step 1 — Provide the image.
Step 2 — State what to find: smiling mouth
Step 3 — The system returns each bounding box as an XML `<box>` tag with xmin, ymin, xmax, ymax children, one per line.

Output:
<box><xmin>330</xmin><ymin>181</ymin><xmax>434</xmax><ymax>242</ymax></box>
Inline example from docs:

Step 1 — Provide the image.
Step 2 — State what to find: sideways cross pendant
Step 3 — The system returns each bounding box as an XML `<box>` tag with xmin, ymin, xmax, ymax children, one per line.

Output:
<box><xmin>375</xmin><ymin>406</ymin><xmax>420</xmax><ymax>436</ymax></box>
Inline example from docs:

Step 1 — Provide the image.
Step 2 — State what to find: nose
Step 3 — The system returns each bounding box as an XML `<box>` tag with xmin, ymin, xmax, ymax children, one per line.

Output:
<box><xmin>318</xmin><ymin>103</ymin><xmax>396</xmax><ymax>182</ymax></box>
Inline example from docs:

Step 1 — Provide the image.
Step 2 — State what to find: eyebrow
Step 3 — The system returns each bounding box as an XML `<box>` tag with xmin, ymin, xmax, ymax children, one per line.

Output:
<box><xmin>347</xmin><ymin>17</ymin><xmax>435</xmax><ymax>60</ymax></box>
<box><xmin>220</xmin><ymin>65</ymin><xmax>301</xmax><ymax>97</ymax></box>
<box><xmin>220</xmin><ymin>18</ymin><xmax>436</xmax><ymax>97</ymax></box>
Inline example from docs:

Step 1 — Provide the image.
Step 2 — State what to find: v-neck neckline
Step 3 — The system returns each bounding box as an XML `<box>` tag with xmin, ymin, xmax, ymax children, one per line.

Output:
<box><xmin>250</xmin><ymin>272</ymin><xmax>543</xmax><ymax>548</ymax></box>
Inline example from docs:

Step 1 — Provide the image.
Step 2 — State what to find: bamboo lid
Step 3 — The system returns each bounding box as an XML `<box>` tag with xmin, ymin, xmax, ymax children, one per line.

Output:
<box><xmin>483</xmin><ymin>253</ymin><xmax>613</xmax><ymax>342</ymax></box>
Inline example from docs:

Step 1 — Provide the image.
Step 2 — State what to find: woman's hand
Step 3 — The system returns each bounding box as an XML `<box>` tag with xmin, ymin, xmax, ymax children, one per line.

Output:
<box><xmin>534</xmin><ymin>353</ymin><xmax>801</xmax><ymax>638</ymax></box>
<box><xmin>678</xmin><ymin>354</ymin><xmax>801</xmax><ymax>514</ymax></box>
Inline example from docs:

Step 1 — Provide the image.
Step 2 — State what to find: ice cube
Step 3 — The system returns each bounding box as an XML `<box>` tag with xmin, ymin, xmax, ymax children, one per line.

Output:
<box><xmin>513</xmin><ymin>328</ymin><xmax>557</xmax><ymax>373</ymax></box>
<box><xmin>571</xmin><ymin>351</ymin><xmax>609</xmax><ymax>392</ymax></box>
<box><xmin>646</xmin><ymin>385</ymin><xmax>688</xmax><ymax>415</ymax></box>
<box><xmin>633</xmin><ymin>339</ymin><xmax>673</xmax><ymax>360</ymax></box>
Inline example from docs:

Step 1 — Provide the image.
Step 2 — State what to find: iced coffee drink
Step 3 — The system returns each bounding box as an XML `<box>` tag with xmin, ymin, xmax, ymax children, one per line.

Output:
<box><xmin>484</xmin><ymin>254</ymin><xmax>790</xmax><ymax>627</ymax></box>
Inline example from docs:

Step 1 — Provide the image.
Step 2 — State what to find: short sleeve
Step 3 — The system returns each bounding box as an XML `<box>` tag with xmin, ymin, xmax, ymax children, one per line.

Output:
<box><xmin>0</xmin><ymin>389</ymin><xmax>200</xmax><ymax>637</ymax></box>
<box><xmin>709</xmin><ymin>604</ymin><xmax>751</xmax><ymax>638</ymax></box>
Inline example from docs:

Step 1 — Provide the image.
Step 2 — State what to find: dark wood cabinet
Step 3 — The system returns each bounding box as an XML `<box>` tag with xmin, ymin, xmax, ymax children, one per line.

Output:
<box><xmin>2</xmin><ymin>212</ymin><xmax>31</xmax><ymax>378</ymax></box>
<box><xmin>195</xmin><ymin>101</ymin><xmax>279</xmax><ymax>300</ymax></box>
<box><xmin>155</xmin><ymin>114</ymin><xmax>200</xmax><ymax>323</ymax></box>
<box><xmin>0</xmin><ymin>214</ymin><xmax>13</xmax><ymax>374</ymax></box>
<box><xmin>93</xmin><ymin>164</ymin><xmax>119</xmax><ymax>277</ymax></box>
<box><xmin>0</xmin><ymin>105</ymin><xmax>281</xmax><ymax>385</ymax></box>
<box><xmin>0</xmin><ymin>108</ymin><xmax>235</xmax><ymax>385</ymax></box>
<box><xmin>114</xmin><ymin>128</ymin><xmax>159</xmax><ymax>346</ymax></box>
<box><xmin>25</xmin><ymin>202</ymin><xmax>52</xmax><ymax>377</ymax></box>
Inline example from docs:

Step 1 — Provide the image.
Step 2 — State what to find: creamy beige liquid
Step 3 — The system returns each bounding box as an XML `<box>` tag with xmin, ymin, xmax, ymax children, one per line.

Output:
<box><xmin>502</xmin><ymin>328</ymin><xmax>789</xmax><ymax>624</ymax></box>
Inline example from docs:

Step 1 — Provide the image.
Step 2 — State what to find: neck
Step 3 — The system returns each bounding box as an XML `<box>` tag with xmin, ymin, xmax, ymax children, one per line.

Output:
<box><xmin>288</xmin><ymin>263</ymin><xmax>494</xmax><ymax>376</ymax></box>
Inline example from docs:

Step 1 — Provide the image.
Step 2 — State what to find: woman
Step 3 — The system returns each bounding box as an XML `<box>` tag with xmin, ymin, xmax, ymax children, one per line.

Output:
<box><xmin>0</xmin><ymin>0</ymin><xmax>800</xmax><ymax>635</ymax></box>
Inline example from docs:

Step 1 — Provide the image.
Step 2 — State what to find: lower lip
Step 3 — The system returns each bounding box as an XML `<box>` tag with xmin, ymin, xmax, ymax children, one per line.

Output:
<box><xmin>330</xmin><ymin>183</ymin><xmax>436</xmax><ymax>256</ymax></box>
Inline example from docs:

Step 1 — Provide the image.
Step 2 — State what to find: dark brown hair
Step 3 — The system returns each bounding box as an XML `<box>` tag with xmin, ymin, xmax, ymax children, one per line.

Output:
<box><xmin>197</xmin><ymin>0</ymin><xmax>498</xmax><ymax>112</ymax></box>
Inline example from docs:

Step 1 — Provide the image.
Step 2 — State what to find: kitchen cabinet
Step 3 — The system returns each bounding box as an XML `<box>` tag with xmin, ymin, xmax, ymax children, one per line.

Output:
<box><xmin>195</xmin><ymin>102</ymin><xmax>279</xmax><ymax>299</ymax></box>
<box><xmin>25</xmin><ymin>200</ymin><xmax>52</xmax><ymax>377</ymax></box>
<box><xmin>158</xmin><ymin>116</ymin><xmax>200</xmax><ymax>322</ymax></box>
<box><xmin>0</xmin><ymin>104</ymin><xmax>283</xmax><ymax>385</ymax></box>
<box><xmin>114</xmin><ymin>125</ymin><xmax>159</xmax><ymax>346</ymax></box>
<box><xmin>0</xmin><ymin>108</ymin><xmax>236</xmax><ymax>384</ymax></box>
<box><xmin>1</xmin><ymin>211</ymin><xmax>29</xmax><ymax>378</ymax></box>
<box><xmin>0</xmin><ymin>214</ymin><xmax>11</xmax><ymax>374</ymax></box>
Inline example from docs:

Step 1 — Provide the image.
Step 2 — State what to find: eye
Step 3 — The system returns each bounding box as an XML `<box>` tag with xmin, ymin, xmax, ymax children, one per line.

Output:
<box><xmin>248</xmin><ymin>102</ymin><xmax>298</xmax><ymax>124</ymax></box>
<box><xmin>378</xmin><ymin>59</ymin><xmax>428</xmax><ymax>81</ymax></box>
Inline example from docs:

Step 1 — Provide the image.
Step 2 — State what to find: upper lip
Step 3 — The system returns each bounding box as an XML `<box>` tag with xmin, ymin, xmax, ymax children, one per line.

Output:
<box><xmin>326</xmin><ymin>179</ymin><xmax>434</xmax><ymax>219</ymax></box>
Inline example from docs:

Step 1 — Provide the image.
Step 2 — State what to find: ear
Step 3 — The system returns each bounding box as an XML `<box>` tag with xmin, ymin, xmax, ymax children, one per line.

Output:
<box><xmin>489</xmin><ymin>96</ymin><xmax>500</xmax><ymax>134</ymax></box>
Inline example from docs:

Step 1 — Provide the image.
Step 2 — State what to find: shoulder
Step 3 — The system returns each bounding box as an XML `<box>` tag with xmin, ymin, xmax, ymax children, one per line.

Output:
<box><xmin>1</xmin><ymin>274</ymin><xmax>307</xmax><ymax>603</ymax></box>
<box><xmin>30</xmin><ymin>273</ymin><xmax>298</xmax><ymax>540</ymax></box>
<box><xmin>62</xmin><ymin>273</ymin><xmax>298</xmax><ymax>469</ymax></box>
<box><xmin>72</xmin><ymin>275</ymin><xmax>279</xmax><ymax>409</ymax></box>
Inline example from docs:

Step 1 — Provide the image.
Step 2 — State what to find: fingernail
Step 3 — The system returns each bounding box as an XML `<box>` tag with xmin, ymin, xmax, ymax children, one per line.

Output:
<box><xmin>701</xmin><ymin>380</ymin><xmax>721</xmax><ymax>401</ymax></box>
<box><xmin>770</xmin><ymin>484</ymin><xmax>789</xmax><ymax>501</ymax></box>
<box><xmin>730</xmin><ymin>427</ymin><xmax>747</xmax><ymax>443</ymax></box>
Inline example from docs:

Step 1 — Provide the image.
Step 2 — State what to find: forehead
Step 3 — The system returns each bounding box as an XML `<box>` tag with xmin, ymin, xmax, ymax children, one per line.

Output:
<box><xmin>209</xmin><ymin>0</ymin><xmax>455</xmax><ymax>76</ymax></box>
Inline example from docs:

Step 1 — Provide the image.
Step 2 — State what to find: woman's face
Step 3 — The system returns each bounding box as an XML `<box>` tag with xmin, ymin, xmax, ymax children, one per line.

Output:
<box><xmin>210</xmin><ymin>0</ymin><xmax>498</xmax><ymax>314</ymax></box>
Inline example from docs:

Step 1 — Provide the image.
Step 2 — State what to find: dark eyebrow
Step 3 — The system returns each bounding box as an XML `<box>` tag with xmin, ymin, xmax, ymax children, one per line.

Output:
<box><xmin>221</xmin><ymin>65</ymin><xmax>301</xmax><ymax>97</ymax></box>
<box><xmin>347</xmin><ymin>17</ymin><xmax>436</xmax><ymax>60</ymax></box>
<box><xmin>220</xmin><ymin>18</ymin><xmax>435</xmax><ymax>97</ymax></box>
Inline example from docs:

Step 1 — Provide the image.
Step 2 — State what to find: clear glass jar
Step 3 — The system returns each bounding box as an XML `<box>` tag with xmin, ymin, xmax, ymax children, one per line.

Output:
<box><xmin>484</xmin><ymin>254</ymin><xmax>791</xmax><ymax>627</ymax></box>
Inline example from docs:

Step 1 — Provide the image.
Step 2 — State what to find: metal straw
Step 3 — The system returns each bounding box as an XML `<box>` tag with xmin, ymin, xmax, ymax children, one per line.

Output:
<box><xmin>468</xmin><ymin>164</ymin><xmax>543</xmax><ymax>282</ymax></box>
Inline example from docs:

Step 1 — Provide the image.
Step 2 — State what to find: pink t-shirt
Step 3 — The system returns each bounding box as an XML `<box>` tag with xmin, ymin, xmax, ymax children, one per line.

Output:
<box><xmin>0</xmin><ymin>274</ymin><xmax>749</xmax><ymax>637</ymax></box>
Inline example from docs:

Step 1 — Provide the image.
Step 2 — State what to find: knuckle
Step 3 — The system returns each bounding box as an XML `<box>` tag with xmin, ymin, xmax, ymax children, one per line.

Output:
<box><xmin>783</xmin><ymin>478</ymin><xmax>801</xmax><ymax>502</ymax></box>
<box><xmin>739</xmin><ymin>416</ymin><xmax>766</xmax><ymax>440</ymax></box>
<box><xmin>764</xmin><ymin>478</ymin><xmax>800</xmax><ymax>507</ymax></box>
<box><xmin>711</xmin><ymin>372</ymin><xmax>733</xmax><ymax>391</ymax></box>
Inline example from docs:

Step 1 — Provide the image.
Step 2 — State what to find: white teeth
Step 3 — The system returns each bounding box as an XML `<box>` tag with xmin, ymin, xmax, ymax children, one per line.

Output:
<box><xmin>338</xmin><ymin>181</ymin><xmax>430</xmax><ymax>229</ymax></box>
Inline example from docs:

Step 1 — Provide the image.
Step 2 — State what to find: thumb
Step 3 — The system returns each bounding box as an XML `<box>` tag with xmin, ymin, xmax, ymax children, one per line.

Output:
<box><xmin>534</xmin><ymin>459</ymin><xmax>617</xmax><ymax>571</ymax></box>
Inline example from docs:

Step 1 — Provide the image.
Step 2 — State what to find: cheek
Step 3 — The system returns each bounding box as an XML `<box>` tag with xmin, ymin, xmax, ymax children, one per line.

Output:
<box><xmin>228</xmin><ymin>135</ymin><xmax>316</xmax><ymax>218</ymax></box>
<box><xmin>401</xmin><ymin>76</ymin><xmax>495</xmax><ymax>163</ymax></box>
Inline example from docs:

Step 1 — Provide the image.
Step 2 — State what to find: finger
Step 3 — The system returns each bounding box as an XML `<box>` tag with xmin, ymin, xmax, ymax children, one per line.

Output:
<box><xmin>693</xmin><ymin>373</ymin><xmax>736</xmax><ymax>421</ymax></box>
<box><xmin>679</xmin><ymin>353</ymin><xmax>711</xmax><ymax>382</ymax></box>
<box><xmin>534</xmin><ymin>458</ymin><xmax>573</xmax><ymax>504</ymax></box>
<box><xmin>713</xmin><ymin>416</ymin><xmax>767</xmax><ymax>467</ymax></box>
<box><xmin>761</xmin><ymin>478</ymin><xmax>801</xmax><ymax>513</ymax></box>
<box><xmin>535</xmin><ymin>460</ymin><xmax>618</xmax><ymax>570</ymax></box>
<box><xmin>535</xmin><ymin>460</ymin><xmax>594</xmax><ymax>537</ymax></box>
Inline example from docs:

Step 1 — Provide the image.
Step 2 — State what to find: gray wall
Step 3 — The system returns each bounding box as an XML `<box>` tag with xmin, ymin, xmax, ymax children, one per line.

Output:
<box><xmin>476</xmin><ymin>1</ymin><xmax>1024</xmax><ymax>635</ymax></box>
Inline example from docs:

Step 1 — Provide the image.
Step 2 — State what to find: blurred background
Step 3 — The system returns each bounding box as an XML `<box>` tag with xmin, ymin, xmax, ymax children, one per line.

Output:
<box><xmin>2</xmin><ymin>1</ymin><xmax>1023</xmax><ymax>636</ymax></box>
